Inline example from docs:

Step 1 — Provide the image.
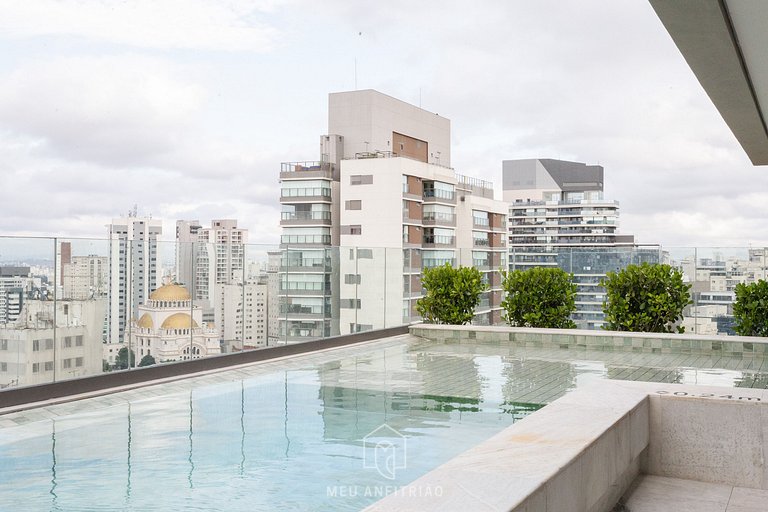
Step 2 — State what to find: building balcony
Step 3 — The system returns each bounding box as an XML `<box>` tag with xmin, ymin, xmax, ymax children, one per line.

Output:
<box><xmin>280</xmin><ymin>188</ymin><xmax>332</xmax><ymax>203</ymax></box>
<box><xmin>278</xmin><ymin>305</ymin><xmax>331</xmax><ymax>319</ymax></box>
<box><xmin>280</xmin><ymin>257</ymin><xmax>332</xmax><ymax>272</ymax></box>
<box><xmin>422</xmin><ymin>235</ymin><xmax>455</xmax><ymax>248</ymax></box>
<box><xmin>422</xmin><ymin>257</ymin><xmax>456</xmax><ymax>268</ymax></box>
<box><xmin>279</xmin><ymin>161</ymin><xmax>335</xmax><ymax>180</ymax></box>
<box><xmin>278</xmin><ymin>284</ymin><xmax>331</xmax><ymax>295</ymax></box>
<box><xmin>422</xmin><ymin>212</ymin><xmax>456</xmax><ymax>227</ymax></box>
<box><xmin>279</xmin><ymin>211</ymin><xmax>332</xmax><ymax>226</ymax></box>
<box><xmin>280</xmin><ymin>234</ymin><xmax>332</xmax><ymax>246</ymax></box>
<box><xmin>423</xmin><ymin>189</ymin><xmax>457</xmax><ymax>204</ymax></box>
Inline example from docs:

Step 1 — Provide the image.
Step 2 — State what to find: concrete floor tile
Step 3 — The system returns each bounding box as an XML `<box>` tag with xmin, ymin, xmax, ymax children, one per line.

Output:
<box><xmin>625</xmin><ymin>475</ymin><xmax>731</xmax><ymax>512</ymax></box>
<box><xmin>726</xmin><ymin>486</ymin><xmax>768</xmax><ymax>511</ymax></box>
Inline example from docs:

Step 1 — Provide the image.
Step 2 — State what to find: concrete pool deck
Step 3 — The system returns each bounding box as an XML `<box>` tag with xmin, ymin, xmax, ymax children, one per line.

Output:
<box><xmin>366</xmin><ymin>380</ymin><xmax>768</xmax><ymax>512</ymax></box>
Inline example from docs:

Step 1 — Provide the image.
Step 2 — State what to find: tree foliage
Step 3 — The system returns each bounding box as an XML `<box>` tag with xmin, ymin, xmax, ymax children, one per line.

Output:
<box><xmin>601</xmin><ymin>263</ymin><xmax>691</xmax><ymax>333</ymax></box>
<box><xmin>416</xmin><ymin>263</ymin><xmax>487</xmax><ymax>325</ymax></box>
<box><xmin>138</xmin><ymin>354</ymin><xmax>157</xmax><ymax>367</ymax></box>
<box><xmin>500</xmin><ymin>267</ymin><xmax>577</xmax><ymax>328</ymax></box>
<box><xmin>115</xmin><ymin>347</ymin><xmax>136</xmax><ymax>370</ymax></box>
<box><xmin>733</xmin><ymin>280</ymin><xmax>768</xmax><ymax>337</ymax></box>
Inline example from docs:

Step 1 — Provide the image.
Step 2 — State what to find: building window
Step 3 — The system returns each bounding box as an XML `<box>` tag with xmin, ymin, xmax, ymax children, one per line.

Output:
<box><xmin>340</xmin><ymin>225</ymin><xmax>362</xmax><ymax>235</ymax></box>
<box><xmin>0</xmin><ymin>362</ymin><xmax>6</xmax><ymax>372</ymax></box>
<box><xmin>357</xmin><ymin>249</ymin><xmax>373</xmax><ymax>259</ymax></box>
<box><xmin>344</xmin><ymin>274</ymin><xmax>361</xmax><ymax>285</ymax></box>
<box><xmin>350</xmin><ymin>174</ymin><xmax>373</xmax><ymax>185</ymax></box>
<box><xmin>341</xmin><ymin>299</ymin><xmax>362</xmax><ymax>309</ymax></box>
<box><xmin>345</xmin><ymin>200</ymin><xmax>362</xmax><ymax>210</ymax></box>
<box><xmin>76</xmin><ymin>336</ymin><xmax>83</xmax><ymax>347</ymax></box>
<box><xmin>0</xmin><ymin>340</ymin><xmax>7</xmax><ymax>351</ymax></box>
<box><xmin>32</xmin><ymin>340</ymin><xmax>40</xmax><ymax>351</ymax></box>
<box><xmin>45</xmin><ymin>361</ymin><xmax>54</xmax><ymax>372</ymax></box>
<box><xmin>45</xmin><ymin>339</ymin><xmax>54</xmax><ymax>350</ymax></box>
<box><xmin>76</xmin><ymin>357</ymin><xmax>84</xmax><ymax>367</ymax></box>
<box><xmin>63</xmin><ymin>359</ymin><xmax>72</xmax><ymax>369</ymax></box>
<box><xmin>32</xmin><ymin>363</ymin><xmax>40</xmax><ymax>373</ymax></box>
<box><xmin>64</xmin><ymin>336</ymin><xmax>72</xmax><ymax>348</ymax></box>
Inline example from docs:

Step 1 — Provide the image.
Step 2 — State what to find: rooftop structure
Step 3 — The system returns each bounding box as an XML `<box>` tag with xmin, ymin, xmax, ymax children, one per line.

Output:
<box><xmin>649</xmin><ymin>0</ymin><xmax>768</xmax><ymax>165</ymax></box>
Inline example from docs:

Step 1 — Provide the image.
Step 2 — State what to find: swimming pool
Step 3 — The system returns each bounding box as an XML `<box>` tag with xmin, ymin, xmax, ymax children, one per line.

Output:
<box><xmin>1</xmin><ymin>333</ymin><xmax>767</xmax><ymax>511</ymax></box>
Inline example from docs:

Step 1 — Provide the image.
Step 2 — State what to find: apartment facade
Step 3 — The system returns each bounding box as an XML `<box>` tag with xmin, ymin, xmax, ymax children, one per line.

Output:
<box><xmin>0</xmin><ymin>299</ymin><xmax>105</xmax><ymax>388</ymax></box>
<box><xmin>279</xmin><ymin>90</ymin><xmax>506</xmax><ymax>342</ymax></box>
<box><xmin>174</xmin><ymin>219</ymin><xmax>202</xmax><ymax>289</ymax></box>
<box><xmin>107</xmin><ymin>215</ymin><xmax>162</xmax><ymax>343</ymax></box>
<box><xmin>504</xmin><ymin>159</ymin><xmax>658</xmax><ymax>329</ymax></box>
<box><xmin>62</xmin><ymin>255</ymin><xmax>109</xmax><ymax>300</ymax></box>
<box><xmin>0</xmin><ymin>266</ymin><xmax>36</xmax><ymax>325</ymax></box>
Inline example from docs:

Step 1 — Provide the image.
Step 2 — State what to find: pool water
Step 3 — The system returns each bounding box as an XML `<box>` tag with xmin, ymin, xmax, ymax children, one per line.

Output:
<box><xmin>2</xmin><ymin>334</ymin><xmax>767</xmax><ymax>511</ymax></box>
<box><xmin>0</xmin><ymin>372</ymin><xmax>538</xmax><ymax>511</ymax></box>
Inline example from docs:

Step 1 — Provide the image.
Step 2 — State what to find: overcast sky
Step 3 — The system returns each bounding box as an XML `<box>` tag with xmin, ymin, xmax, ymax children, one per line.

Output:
<box><xmin>1</xmin><ymin>0</ymin><xmax>767</xmax><ymax>250</ymax></box>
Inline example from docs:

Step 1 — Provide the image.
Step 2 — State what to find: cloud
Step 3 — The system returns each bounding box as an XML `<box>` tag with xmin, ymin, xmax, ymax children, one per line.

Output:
<box><xmin>0</xmin><ymin>55</ymin><xmax>206</xmax><ymax>167</ymax></box>
<box><xmin>0</xmin><ymin>0</ymin><xmax>283</xmax><ymax>52</ymax></box>
<box><xmin>1</xmin><ymin>0</ymin><xmax>767</xmax><ymax>250</ymax></box>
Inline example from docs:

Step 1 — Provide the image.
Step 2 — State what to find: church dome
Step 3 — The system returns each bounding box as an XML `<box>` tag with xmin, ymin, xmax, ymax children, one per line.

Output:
<box><xmin>161</xmin><ymin>313</ymin><xmax>198</xmax><ymax>330</ymax></box>
<box><xmin>137</xmin><ymin>313</ymin><xmax>154</xmax><ymax>329</ymax></box>
<box><xmin>150</xmin><ymin>283</ymin><xmax>191</xmax><ymax>301</ymax></box>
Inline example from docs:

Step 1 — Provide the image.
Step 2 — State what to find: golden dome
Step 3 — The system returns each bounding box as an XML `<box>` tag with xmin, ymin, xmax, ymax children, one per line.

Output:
<box><xmin>137</xmin><ymin>313</ymin><xmax>154</xmax><ymax>329</ymax></box>
<box><xmin>161</xmin><ymin>313</ymin><xmax>198</xmax><ymax>330</ymax></box>
<box><xmin>150</xmin><ymin>283</ymin><xmax>191</xmax><ymax>301</ymax></box>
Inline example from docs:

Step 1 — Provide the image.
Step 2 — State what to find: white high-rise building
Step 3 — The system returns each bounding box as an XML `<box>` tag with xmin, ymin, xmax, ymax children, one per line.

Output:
<box><xmin>195</xmin><ymin>220</ymin><xmax>247</xmax><ymax>296</ymax></box>
<box><xmin>279</xmin><ymin>90</ymin><xmax>507</xmax><ymax>341</ymax></box>
<box><xmin>215</xmin><ymin>278</ymin><xmax>268</xmax><ymax>352</ymax></box>
<box><xmin>63</xmin><ymin>255</ymin><xmax>108</xmax><ymax>300</ymax></box>
<box><xmin>107</xmin><ymin>215</ymin><xmax>162</xmax><ymax>343</ymax></box>
<box><xmin>175</xmin><ymin>219</ymin><xmax>202</xmax><ymax>289</ymax></box>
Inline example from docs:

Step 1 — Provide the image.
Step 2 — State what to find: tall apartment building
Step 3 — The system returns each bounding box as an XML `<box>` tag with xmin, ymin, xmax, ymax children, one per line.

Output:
<box><xmin>266</xmin><ymin>251</ymin><xmax>281</xmax><ymax>345</ymax></box>
<box><xmin>279</xmin><ymin>90</ymin><xmax>507</xmax><ymax>342</ymax></box>
<box><xmin>107</xmin><ymin>215</ymin><xmax>162</xmax><ymax>343</ymax></box>
<box><xmin>62</xmin><ymin>255</ymin><xmax>109</xmax><ymax>300</ymax></box>
<box><xmin>504</xmin><ymin>159</ymin><xmax>658</xmax><ymax>329</ymax></box>
<box><xmin>215</xmin><ymin>278</ymin><xmax>268</xmax><ymax>351</ymax></box>
<box><xmin>175</xmin><ymin>219</ymin><xmax>251</xmax><ymax>345</ymax></box>
<box><xmin>0</xmin><ymin>266</ymin><xmax>40</xmax><ymax>325</ymax></box>
<box><xmin>175</xmin><ymin>219</ymin><xmax>202</xmax><ymax>289</ymax></box>
<box><xmin>195</xmin><ymin>220</ymin><xmax>247</xmax><ymax>303</ymax></box>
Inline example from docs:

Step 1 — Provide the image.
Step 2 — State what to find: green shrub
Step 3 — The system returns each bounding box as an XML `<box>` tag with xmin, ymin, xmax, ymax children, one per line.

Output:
<box><xmin>500</xmin><ymin>267</ymin><xmax>577</xmax><ymax>328</ymax></box>
<box><xmin>733</xmin><ymin>280</ymin><xmax>768</xmax><ymax>337</ymax></box>
<box><xmin>115</xmin><ymin>347</ymin><xmax>136</xmax><ymax>369</ymax></box>
<box><xmin>138</xmin><ymin>354</ymin><xmax>157</xmax><ymax>367</ymax></box>
<box><xmin>601</xmin><ymin>262</ymin><xmax>691</xmax><ymax>333</ymax></box>
<box><xmin>416</xmin><ymin>263</ymin><xmax>487</xmax><ymax>325</ymax></box>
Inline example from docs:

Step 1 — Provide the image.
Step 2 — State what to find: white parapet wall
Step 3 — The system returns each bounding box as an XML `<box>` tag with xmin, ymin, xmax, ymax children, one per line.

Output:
<box><xmin>410</xmin><ymin>323</ymin><xmax>768</xmax><ymax>358</ymax></box>
<box><xmin>364</xmin><ymin>379</ymin><xmax>768</xmax><ymax>512</ymax></box>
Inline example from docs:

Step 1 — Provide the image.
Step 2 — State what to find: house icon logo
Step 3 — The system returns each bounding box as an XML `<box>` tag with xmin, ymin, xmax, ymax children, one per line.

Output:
<box><xmin>362</xmin><ymin>424</ymin><xmax>407</xmax><ymax>480</ymax></box>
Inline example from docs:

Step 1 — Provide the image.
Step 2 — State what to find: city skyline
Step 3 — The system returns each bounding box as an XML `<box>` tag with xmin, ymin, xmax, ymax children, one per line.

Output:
<box><xmin>2</xmin><ymin>1</ymin><xmax>768</xmax><ymax>247</ymax></box>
